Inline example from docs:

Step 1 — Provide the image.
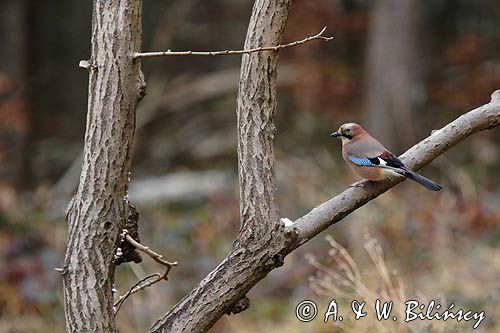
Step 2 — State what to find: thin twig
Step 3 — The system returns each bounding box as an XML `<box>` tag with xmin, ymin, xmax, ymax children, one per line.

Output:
<box><xmin>133</xmin><ymin>26</ymin><xmax>333</xmax><ymax>59</ymax></box>
<box><xmin>114</xmin><ymin>272</ymin><xmax>163</xmax><ymax>314</ymax></box>
<box><xmin>113</xmin><ymin>231</ymin><xmax>177</xmax><ymax>315</ymax></box>
<box><xmin>124</xmin><ymin>234</ymin><xmax>178</xmax><ymax>267</ymax></box>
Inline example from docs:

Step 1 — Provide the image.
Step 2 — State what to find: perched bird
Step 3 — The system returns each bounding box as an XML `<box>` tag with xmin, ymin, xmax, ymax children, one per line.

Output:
<box><xmin>331</xmin><ymin>123</ymin><xmax>442</xmax><ymax>191</ymax></box>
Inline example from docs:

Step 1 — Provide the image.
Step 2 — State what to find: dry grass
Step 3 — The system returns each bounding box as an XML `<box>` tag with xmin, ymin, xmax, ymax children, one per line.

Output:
<box><xmin>307</xmin><ymin>233</ymin><xmax>439</xmax><ymax>332</ymax></box>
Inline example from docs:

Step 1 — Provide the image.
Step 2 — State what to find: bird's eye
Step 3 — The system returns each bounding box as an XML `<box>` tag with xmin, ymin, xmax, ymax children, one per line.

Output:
<box><xmin>345</xmin><ymin>128</ymin><xmax>351</xmax><ymax>133</ymax></box>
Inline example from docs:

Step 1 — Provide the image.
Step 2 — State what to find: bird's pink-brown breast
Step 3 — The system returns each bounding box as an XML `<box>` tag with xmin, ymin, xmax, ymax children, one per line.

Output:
<box><xmin>341</xmin><ymin>134</ymin><xmax>392</xmax><ymax>181</ymax></box>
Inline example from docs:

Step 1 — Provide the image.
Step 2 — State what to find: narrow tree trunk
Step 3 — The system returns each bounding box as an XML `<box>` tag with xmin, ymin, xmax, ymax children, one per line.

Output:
<box><xmin>62</xmin><ymin>1</ymin><xmax>144</xmax><ymax>332</ymax></box>
<box><xmin>150</xmin><ymin>1</ymin><xmax>294</xmax><ymax>332</ymax></box>
<box><xmin>233</xmin><ymin>0</ymin><xmax>287</xmax><ymax>249</ymax></box>
<box><xmin>364</xmin><ymin>0</ymin><xmax>423</xmax><ymax>149</ymax></box>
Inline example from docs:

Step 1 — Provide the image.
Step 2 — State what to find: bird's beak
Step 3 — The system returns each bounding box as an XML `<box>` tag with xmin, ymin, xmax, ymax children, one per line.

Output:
<box><xmin>330</xmin><ymin>131</ymin><xmax>341</xmax><ymax>138</ymax></box>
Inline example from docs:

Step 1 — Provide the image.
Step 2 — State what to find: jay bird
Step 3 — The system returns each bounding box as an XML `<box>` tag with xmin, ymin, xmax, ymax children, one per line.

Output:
<box><xmin>331</xmin><ymin>123</ymin><xmax>442</xmax><ymax>191</ymax></box>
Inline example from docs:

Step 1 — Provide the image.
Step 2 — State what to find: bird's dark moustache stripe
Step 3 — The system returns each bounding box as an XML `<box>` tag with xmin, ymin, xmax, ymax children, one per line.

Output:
<box><xmin>343</xmin><ymin>134</ymin><xmax>352</xmax><ymax>140</ymax></box>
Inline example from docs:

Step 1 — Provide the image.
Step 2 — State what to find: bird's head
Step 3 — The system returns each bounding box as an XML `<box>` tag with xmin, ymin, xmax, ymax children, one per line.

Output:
<box><xmin>330</xmin><ymin>123</ymin><xmax>364</xmax><ymax>141</ymax></box>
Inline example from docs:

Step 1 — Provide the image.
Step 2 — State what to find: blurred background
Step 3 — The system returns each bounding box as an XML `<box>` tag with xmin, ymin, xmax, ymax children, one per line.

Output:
<box><xmin>0</xmin><ymin>0</ymin><xmax>499</xmax><ymax>332</ymax></box>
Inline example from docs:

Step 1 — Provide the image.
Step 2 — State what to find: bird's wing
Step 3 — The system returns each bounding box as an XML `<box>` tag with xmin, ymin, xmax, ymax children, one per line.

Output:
<box><xmin>348</xmin><ymin>151</ymin><xmax>406</xmax><ymax>170</ymax></box>
<box><xmin>348</xmin><ymin>152</ymin><xmax>442</xmax><ymax>191</ymax></box>
<box><xmin>345</xmin><ymin>136</ymin><xmax>385</xmax><ymax>158</ymax></box>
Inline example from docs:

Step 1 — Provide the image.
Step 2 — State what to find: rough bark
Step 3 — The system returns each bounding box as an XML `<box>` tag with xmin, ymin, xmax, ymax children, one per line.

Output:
<box><xmin>150</xmin><ymin>1</ymin><xmax>295</xmax><ymax>332</ymax></box>
<box><xmin>62</xmin><ymin>1</ymin><xmax>144</xmax><ymax>332</ymax></box>
<box><xmin>233</xmin><ymin>0</ymin><xmax>291</xmax><ymax>249</ymax></box>
<box><xmin>364</xmin><ymin>0</ymin><xmax>423</xmax><ymax>149</ymax></box>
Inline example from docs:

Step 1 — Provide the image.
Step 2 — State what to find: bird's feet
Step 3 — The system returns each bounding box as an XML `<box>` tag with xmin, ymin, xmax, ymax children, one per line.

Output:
<box><xmin>349</xmin><ymin>180</ymin><xmax>369</xmax><ymax>188</ymax></box>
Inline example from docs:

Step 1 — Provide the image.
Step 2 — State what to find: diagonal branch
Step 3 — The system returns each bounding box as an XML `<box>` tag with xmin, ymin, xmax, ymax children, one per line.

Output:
<box><xmin>150</xmin><ymin>90</ymin><xmax>499</xmax><ymax>333</ymax></box>
<box><xmin>292</xmin><ymin>90</ymin><xmax>500</xmax><ymax>246</ymax></box>
<box><xmin>133</xmin><ymin>26</ymin><xmax>332</xmax><ymax>58</ymax></box>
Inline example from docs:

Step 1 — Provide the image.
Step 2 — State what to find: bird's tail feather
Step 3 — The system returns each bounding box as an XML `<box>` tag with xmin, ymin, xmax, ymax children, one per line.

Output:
<box><xmin>397</xmin><ymin>169</ymin><xmax>442</xmax><ymax>191</ymax></box>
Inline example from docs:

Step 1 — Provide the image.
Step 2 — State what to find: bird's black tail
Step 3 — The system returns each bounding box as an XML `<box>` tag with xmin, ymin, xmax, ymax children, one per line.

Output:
<box><xmin>398</xmin><ymin>169</ymin><xmax>442</xmax><ymax>191</ymax></box>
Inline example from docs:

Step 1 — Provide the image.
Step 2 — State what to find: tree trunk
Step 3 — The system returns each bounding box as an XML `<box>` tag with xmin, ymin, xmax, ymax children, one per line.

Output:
<box><xmin>62</xmin><ymin>1</ymin><xmax>145</xmax><ymax>332</ymax></box>
<box><xmin>150</xmin><ymin>1</ymin><xmax>294</xmax><ymax>332</ymax></box>
<box><xmin>364</xmin><ymin>0</ymin><xmax>423</xmax><ymax>150</ymax></box>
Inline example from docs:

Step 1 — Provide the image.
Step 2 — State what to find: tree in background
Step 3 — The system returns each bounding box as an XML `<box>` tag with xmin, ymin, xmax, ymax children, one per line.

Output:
<box><xmin>364</xmin><ymin>0</ymin><xmax>423</xmax><ymax>149</ymax></box>
<box><xmin>0</xmin><ymin>1</ymin><xmax>34</xmax><ymax>190</ymax></box>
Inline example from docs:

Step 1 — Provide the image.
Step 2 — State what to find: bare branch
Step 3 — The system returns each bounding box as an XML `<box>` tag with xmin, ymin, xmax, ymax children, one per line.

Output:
<box><xmin>113</xmin><ymin>231</ymin><xmax>177</xmax><ymax>315</ymax></box>
<box><xmin>114</xmin><ymin>273</ymin><xmax>163</xmax><ymax>315</ymax></box>
<box><xmin>124</xmin><ymin>233</ymin><xmax>178</xmax><ymax>268</ymax></box>
<box><xmin>134</xmin><ymin>26</ymin><xmax>332</xmax><ymax>59</ymax></box>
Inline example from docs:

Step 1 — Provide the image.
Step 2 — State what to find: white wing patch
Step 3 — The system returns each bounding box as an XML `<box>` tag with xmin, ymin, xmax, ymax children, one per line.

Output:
<box><xmin>374</xmin><ymin>157</ymin><xmax>388</xmax><ymax>166</ymax></box>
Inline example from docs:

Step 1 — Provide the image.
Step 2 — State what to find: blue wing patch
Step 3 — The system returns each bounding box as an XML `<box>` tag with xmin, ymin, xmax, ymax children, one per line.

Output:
<box><xmin>348</xmin><ymin>155</ymin><xmax>373</xmax><ymax>166</ymax></box>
